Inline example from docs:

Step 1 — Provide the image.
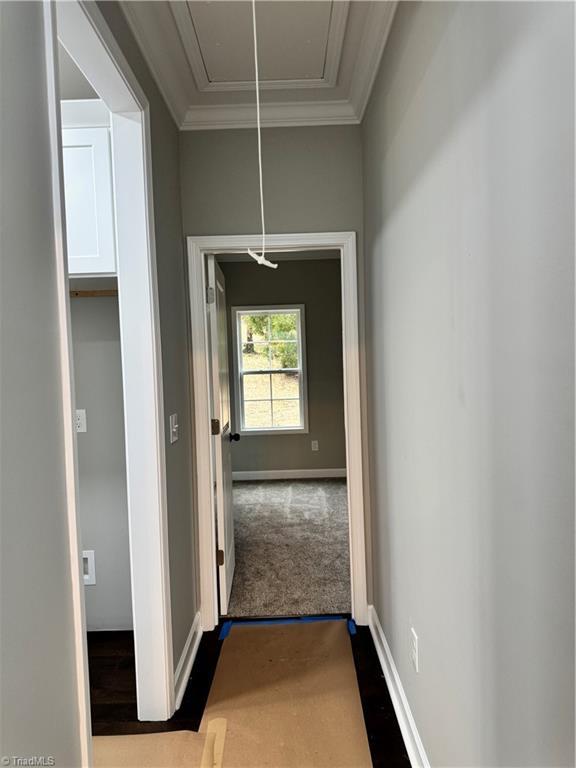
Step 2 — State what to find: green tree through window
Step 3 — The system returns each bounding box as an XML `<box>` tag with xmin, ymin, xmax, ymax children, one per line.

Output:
<box><xmin>235</xmin><ymin>308</ymin><xmax>306</xmax><ymax>431</ymax></box>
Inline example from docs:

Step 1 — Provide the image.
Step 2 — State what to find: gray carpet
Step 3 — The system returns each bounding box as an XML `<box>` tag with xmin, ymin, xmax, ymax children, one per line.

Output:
<box><xmin>226</xmin><ymin>479</ymin><xmax>351</xmax><ymax>617</ymax></box>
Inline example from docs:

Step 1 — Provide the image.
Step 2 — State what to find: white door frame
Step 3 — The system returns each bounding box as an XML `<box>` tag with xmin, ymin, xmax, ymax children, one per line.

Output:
<box><xmin>54</xmin><ymin>0</ymin><xmax>174</xmax><ymax>726</ymax></box>
<box><xmin>187</xmin><ymin>232</ymin><xmax>368</xmax><ymax>631</ymax></box>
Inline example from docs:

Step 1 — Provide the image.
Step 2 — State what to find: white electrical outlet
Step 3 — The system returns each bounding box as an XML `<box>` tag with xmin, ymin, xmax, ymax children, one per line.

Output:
<box><xmin>169</xmin><ymin>413</ymin><xmax>179</xmax><ymax>444</ymax></box>
<box><xmin>311</xmin><ymin>440</ymin><xmax>319</xmax><ymax>452</ymax></box>
<box><xmin>410</xmin><ymin>627</ymin><xmax>419</xmax><ymax>672</ymax></box>
<box><xmin>75</xmin><ymin>409</ymin><xmax>87</xmax><ymax>433</ymax></box>
<box><xmin>82</xmin><ymin>550</ymin><xmax>96</xmax><ymax>585</ymax></box>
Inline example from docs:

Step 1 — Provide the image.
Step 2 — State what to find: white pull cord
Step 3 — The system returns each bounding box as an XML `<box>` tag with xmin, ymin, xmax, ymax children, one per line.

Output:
<box><xmin>247</xmin><ymin>0</ymin><xmax>278</xmax><ymax>270</ymax></box>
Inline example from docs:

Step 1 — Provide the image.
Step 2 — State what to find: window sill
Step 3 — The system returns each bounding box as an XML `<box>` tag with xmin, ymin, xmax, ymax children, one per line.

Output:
<box><xmin>239</xmin><ymin>427</ymin><xmax>309</xmax><ymax>437</ymax></box>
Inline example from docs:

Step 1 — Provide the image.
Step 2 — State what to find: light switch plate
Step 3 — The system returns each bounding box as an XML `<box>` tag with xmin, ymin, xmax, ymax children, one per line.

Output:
<box><xmin>169</xmin><ymin>413</ymin><xmax>179</xmax><ymax>444</ymax></box>
<box><xmin>75</xmin><ymin>409</ymin><xmax>87</xmax><ymax>433</ymax></box>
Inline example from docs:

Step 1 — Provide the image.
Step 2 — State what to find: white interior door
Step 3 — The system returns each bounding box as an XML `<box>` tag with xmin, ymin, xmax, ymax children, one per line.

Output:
<box><xmin>207</xmin><ymin>256</ymin><xmax>236</xmax><ymax>614</ymax></box>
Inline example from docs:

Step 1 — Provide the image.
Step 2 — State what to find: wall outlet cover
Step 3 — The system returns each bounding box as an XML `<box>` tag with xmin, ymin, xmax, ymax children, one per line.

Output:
<box><xmin>311</xmin><ymin>440</ymin><xmax>319</xmax><ymax>451</ymax></box>
<box><xmin>75</xmin><ymin>408</ymin><xmax>87</xmax><ymax>433</ymax></box>
<box><xmin>410</xmin><ymin>627</ymin><xmax>419</xmax><ymax>672</ymax></box>
<box><xmin>82</xmin><ymin>550</ymin><xmax>96</xmax><ymax>585</ymax></box>
<box><xmin>169</xmin><ymin>413</ymin><xmax>179</xmax><ymax>444</ymax></box>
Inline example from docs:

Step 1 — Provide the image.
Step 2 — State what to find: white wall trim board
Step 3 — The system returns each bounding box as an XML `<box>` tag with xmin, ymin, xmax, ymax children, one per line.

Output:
<box><xmin>56</xmin><ymin>2</ymin><xmax>147</xmax><ymax>115</ymax></box>
<box><xmin>57</xmin><ymin>0</ymin><xmax>175</xmax><ymax>723</ymax></box>
<box><xmin>60</xmin><ymin>98</ymin><xmax>110</xmax><ymax>128</ymax></box>
<box><xmin>368</xmin><ymin>606</ymin><xmax>430</xmax><ymax>768</ymax></box>
<box><xmin>181</xmin><ymin>100</ymin><xmax>358</xmax><ymax>131</ymax></box>
<box><xmin>188</xmin><ymin>232</ymin><xmax>368</xmax><ymax>630</ymax></box>
<box><xmin>349</xmin><ymin>2</ymin><xmax>397</xmax><ymax>122</ymax></box>
<box><xmin>173</xmin><ymin>612</ymin><xmax>203</xmax><ymax>710</ymax></box>
<box><xmin>232</xmin><ymin>469</ymin><xmax>347</xmax><ymax>481</ymax></box>
<box><xmin>111</xmin><ymin>110</ymin><xmax>174</xmax><ymax>721</ymax></box>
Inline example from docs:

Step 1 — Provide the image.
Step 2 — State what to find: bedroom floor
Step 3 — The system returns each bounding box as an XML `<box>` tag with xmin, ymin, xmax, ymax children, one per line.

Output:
<box><xmin>226</xmin><ymin>479</ymin><xmax>351</xmax><ymax>617</ymax></box>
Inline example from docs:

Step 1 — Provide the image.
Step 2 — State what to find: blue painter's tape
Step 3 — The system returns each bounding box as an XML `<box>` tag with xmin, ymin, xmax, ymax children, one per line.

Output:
<box><xmin>219</xmin><ymin>615</ymin><xmax>348</xmax><ymax>639</ymax></box>
<box><xmin>219</xmin><ymin>620</ymin><xmax>233</xmax><ymax>640</ymax></box>
<box><xmin>347</xmin><ymin>619</ymin><xmax>357</xmax><ymax>636</ymax></box>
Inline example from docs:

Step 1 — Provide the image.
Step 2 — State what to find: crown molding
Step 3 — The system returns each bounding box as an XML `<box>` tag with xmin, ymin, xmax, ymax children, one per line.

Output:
<box><xmin>121</xmin><ymin>1</ymin><xmax>189</xmax><ymax>126</ymax></box>
<box><xmin>121</xmin><ymin>1</ymin><xmax>397</xmax><ymax>131</ymax></box>
<box><xmin>181</xmin><ymin>99</ymin><xmax>358</xmax><ymax>131</ymax></box>
<box><xmin>349</xmin><ymin>1</ymin><xmax>397</xmax><ymax>122</ymax></box>
<box><xmin>171</xmin><ymin>1</ymin><xmax>349</xmax><ymax>94</ymax></box>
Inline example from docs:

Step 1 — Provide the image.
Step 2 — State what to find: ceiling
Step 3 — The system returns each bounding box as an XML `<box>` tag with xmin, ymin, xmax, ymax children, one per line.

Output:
<box><xmin>121</xmin><ymin>1</ymin><xmax>397</xmax><ymax>130</ymax></box>
<box><xmin>58</xmin><ymin>44</ymin><xmax>98</xmax><ymax>100</ymax></box>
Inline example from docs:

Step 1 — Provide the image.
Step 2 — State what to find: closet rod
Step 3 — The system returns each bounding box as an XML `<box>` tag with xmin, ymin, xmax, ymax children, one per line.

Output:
<box><xmin>69</xmin><ymin>289</ymin><xmax>118</xmax><ymax>298</ymax></box>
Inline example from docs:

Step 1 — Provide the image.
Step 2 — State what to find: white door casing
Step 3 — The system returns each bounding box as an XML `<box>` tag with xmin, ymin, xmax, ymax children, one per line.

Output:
<box><xmin>56</xmin><ymin>0</ymin><xmax>174</xmax><ymax>724</ymax></box>
<box><xmin>188</xmin><ymin>233</ymin><xmax>368</xmax><ymax>631</ymax></box>
<box><xmin>207</xmin><ymin>257</ymin><xmax>236</xmax><ymax>613</ymax></box>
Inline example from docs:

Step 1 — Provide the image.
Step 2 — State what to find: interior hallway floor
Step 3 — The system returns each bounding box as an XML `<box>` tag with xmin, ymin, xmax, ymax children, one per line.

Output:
<box><xmin>93</xmin><ymin>618</ymin><xmax>410</xmax><ymax>768</ymax></box>
<box><xmin>226</xmin><ymin>479</ymin><xmax>350</xmax><ymax>617</ymax></box>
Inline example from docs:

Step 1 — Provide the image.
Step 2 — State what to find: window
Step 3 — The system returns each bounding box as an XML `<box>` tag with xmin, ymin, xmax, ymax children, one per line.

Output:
<box><xmin>233</xmin><ymin>306</ymin><xmax>308</xmax><ymax>434</ymax></box>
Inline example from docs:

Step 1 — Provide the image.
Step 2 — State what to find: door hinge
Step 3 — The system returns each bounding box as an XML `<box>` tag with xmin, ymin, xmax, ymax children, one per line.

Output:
<box><xmin>217</xmin><ymin>549</ymin><xmax>224</xmax><ymax>566</ymax></box>
<box><xmin>206</xmin><ymin>286</ymin><xmax>215</xmax><ymax>304</ymax></box>
<box><xmin>211</xmin><ymin>418</ymin><xmax>220</xmax><ymax>436</ymax></box>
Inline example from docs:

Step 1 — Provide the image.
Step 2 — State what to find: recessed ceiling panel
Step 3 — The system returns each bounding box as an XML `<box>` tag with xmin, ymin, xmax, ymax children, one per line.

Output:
<box><xmin>188</xmin><ymin>1</ymin><xmax>333</xmax><ymax>83</ymax></box>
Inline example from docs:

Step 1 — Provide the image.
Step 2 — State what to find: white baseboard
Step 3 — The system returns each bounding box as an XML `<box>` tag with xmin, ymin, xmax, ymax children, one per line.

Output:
<box><xmin>232</xmin><ymin>468</ymin><xmax>347</xmax><ymax>481</ymax></box>
<box><xmin>368</xmin><ymin>605</ymin><xmax>430</xmax><ymax>768</ymax></box>
<box><xmin>173</xmin><ymin>611</ymin><xmax>202</xmax><ymax>710</ymax></box>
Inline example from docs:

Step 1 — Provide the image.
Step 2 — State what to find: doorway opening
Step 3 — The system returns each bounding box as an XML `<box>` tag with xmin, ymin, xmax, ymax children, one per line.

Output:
<box><xmin>53</xmin><ymin>1</ymin><xmax>174</xmax><ymax>742</ymax></box>
<box><xmin>188</xmin><ymin>233</ymin><xmax>368</xmax><ymax>632</ymax></box>
<box><xmin>214</xmin><ymin>253</ymin><xmax>349</xmax><ymax>617</ymax></box>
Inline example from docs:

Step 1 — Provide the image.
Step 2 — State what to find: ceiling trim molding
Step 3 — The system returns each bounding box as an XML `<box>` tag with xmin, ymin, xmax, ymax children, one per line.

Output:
<box><xmin>322</xmin><ymin>0</ymin><xmax>349</xmax><ymax>90</ymax></box>
<box><xmin>170</xmin><ymin>1</ymin><xmax>349</xmax><ymax>94</ymax></box>
<box><xmin>121</xmin><ymin>1</ymin><xmax>398</xmax><ymax>131</ymax></box>
<box><xmin>349</xmin><ymin>1</ymin><xmax>397</xmax><ymax>122</ymax></box>
<box><xmin>121</xmin><ymin>1</ymin><xmax>189</xmax><ymax>126</ymax></box>
<box><xmin>181</xmin><ymin>99</ymin><xmax>358</xmax><ymax>131</ymax></box>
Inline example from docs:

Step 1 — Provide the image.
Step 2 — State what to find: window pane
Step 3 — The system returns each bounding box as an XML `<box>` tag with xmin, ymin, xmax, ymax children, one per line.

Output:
<box><xmin>270</xmin><ymin>341</ymin><xmax>299</xmax><ymax>369</ymax></box>
<box><xmin>270</xmin><ymin>312</ymin><xmax>298</xmax><ymax>340</ymax></box>
<box><xmin>244</xmin><ymin>400</ymin><xmax>272</xmax><ymax>430</ymax></box>
<box><xmin>272</xmin><ymin>399</ymin><xmax>301</xmax><ymax>428</ymax></box>
<box><xmin>240</xmin><ymin>313</ymin><xmax>269</xmax><ymax>343</ymax></box>
<box><xmin>243</xmin><ymin>373</ymin><xmax>271</xmax><ymax>401</ymax></box>
<box><xmin>271</xmin><ymin>372</ymin><xmax>300</xmax><ymax>400</ymax></box>
<box><xmin>241</xmin><ymin>342</ymin><xmax>270</xmax><ymax>371</ymax></box>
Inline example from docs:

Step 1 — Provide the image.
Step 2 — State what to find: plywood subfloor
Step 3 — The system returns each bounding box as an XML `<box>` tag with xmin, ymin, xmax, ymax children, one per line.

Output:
<box><xmin>93</xmin><ymin>731</ymin><xmax>207</xmax><ymax>767</ymax></box>
<box><xmin>199</xmin><ymin>619</ymin><xmax>372</xmax><ymax>767</ymax></box>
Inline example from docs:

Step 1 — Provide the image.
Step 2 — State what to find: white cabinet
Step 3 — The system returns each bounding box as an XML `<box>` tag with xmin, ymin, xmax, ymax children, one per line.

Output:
<box><xmin>62</xmin><ymin>127</ymin><xmax>116</xmax><ymax>275</ymax></box>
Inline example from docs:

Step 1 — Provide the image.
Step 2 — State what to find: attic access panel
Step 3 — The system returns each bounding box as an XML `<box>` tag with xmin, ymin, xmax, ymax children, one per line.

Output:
<box><xmin>188</xmin><ymin>0</ymin><xmax>333</xmax><ymax>84</ymax></box>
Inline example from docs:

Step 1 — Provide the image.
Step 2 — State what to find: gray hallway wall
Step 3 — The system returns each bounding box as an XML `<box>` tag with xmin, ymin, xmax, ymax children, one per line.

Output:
<box><xmin>0</xmin><ymin>4</ymin><xmax>84</xmax><ymax>764</ymax></box>
<box><xmin>70</xmin><ymin>296</ymin><xmax>132</xmax><ymax>631</ymax></box>
<box><xmin>362</xmin><ymin>2</ymin><xmax>575</xmax><ymax>766</ymax></box>
<box><xmin>179</xmin><ymin>124</ymin><xmax>374</xmax><ymax>585</ymax></box>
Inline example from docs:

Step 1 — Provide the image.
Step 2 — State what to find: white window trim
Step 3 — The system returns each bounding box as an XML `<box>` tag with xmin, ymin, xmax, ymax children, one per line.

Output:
<box><xmin>231</xmin><ymin>305</ymin><xmax>309</xmax><ymax>436</ymax></box>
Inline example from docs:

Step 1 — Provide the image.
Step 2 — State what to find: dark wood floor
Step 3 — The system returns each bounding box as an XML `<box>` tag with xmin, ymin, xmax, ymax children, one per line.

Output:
<box><xmin>87</xmin><ymin>629</ymin><xmax>221</xmax><ymax>735</ymax></box>
<box><xmin>87</xmin><ymin>620</ymin><xmax>409</xmax><ymax>766</ymax></box>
